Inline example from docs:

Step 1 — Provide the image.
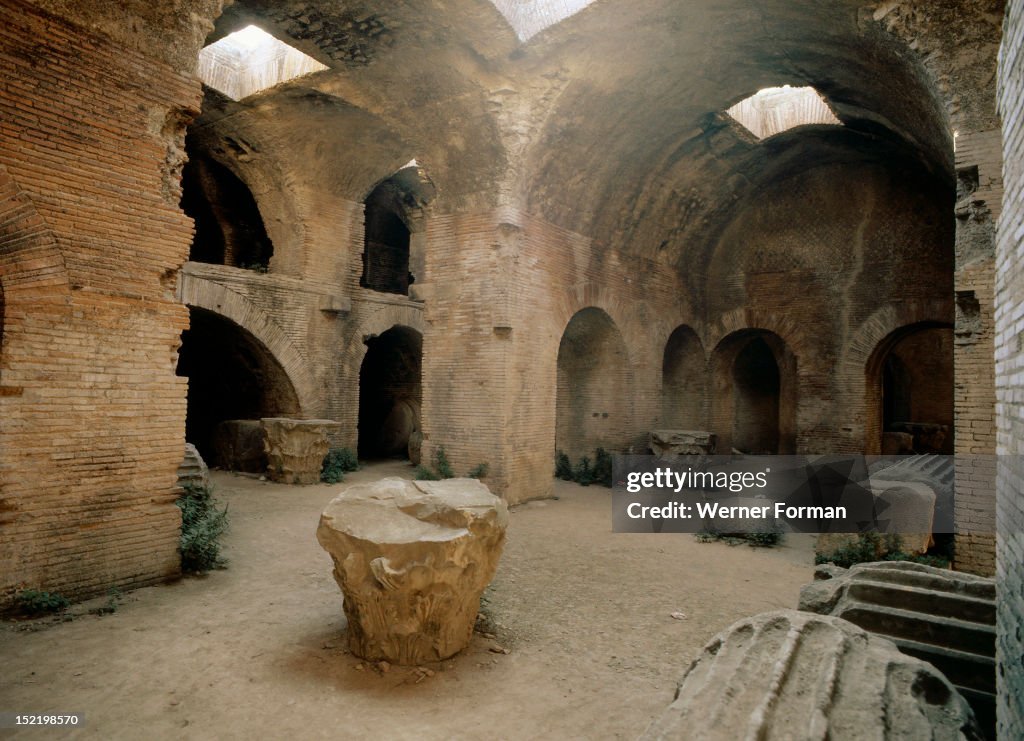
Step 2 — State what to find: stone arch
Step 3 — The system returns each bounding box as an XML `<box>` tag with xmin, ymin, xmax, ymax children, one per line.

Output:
<box><xmin>710</xmin><ymin>329</ymin><xmax>797</xmax><ymax>454</ymax></box>
<box><xmin>361</xmin><ymin>162</ymin><xmax>436</xmax><ymax>295</ymax></box>
<box><xmin>177</xmin><ymin>306</ymin><xmax>302</xmax><ymax>467</ymax></box>
<box><xmin>841</xmin><ymin>300</ymin><xmax>952</xmax><ymax>451</ymax></box>
<box><xmin>182</xmin><ymin>122</ymin><xmax>309</xmax><ymax>277</ymax></box>
<box><xmin>180</xmin><ymin>150</ymin><xmax>275</xmax><ymax>270</ymax></box>
<box><xmin>662</xmin><ymin>325</ymin><xmax>706</xmax><ymax>429</ymax></box>
<box><xmin>865</xmin><ymin>321</ymin><xmax>954</xmax><ymax>455</ymax></box>
<box><xmin>706</xmin><ymin>308</ymin><xmax>812</xmax><ymax>368</ymax></box>
<box><xmin>177</xmin><ymin>271</ymin><xmax>318</xmax><ymax>413</ymax></box>
<box><xmin>553</xmin><ymin>283</ymin><xmax>631</xmax><ymax>336</ymax></box>
<box><xmin>349</xmin><ymin>304</ymin><xmax>428</xmax><ymax>386</ymax></box>
<box><xmin>556</xmin><ymin>307</ymin><xmax>635</xmax><ymax>460</ymax></box>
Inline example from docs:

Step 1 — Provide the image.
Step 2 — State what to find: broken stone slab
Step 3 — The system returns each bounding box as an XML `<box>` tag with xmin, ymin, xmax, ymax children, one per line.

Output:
<box><xmin>641</xmin><ymin>609</ymin><xmax>982</xmax><ymax>740</ymax></box>
<box><xmin>317</xmin><ymin>477</ymin><xmax>508</xmax><ymax>664</ymax></box>
<box><xmin>261</xmin><ymin>417</ymin><xmax>340</xmax><ymax>484</ymax></box>
<box><xmin>869</xmin><ymin>454</ymin><xmax>954</xmax><ymax>534</ymax></box>
<box><xmin>799</xmin><ymin>560</ymin><xmax>996</xmax><ymax>737</ymax></box>
<box><xmin>177</xmin><ymin>443</ymin><xmax>210</xmax><ymax>490</ymax></box>
<box><xmin>649</xmin><ymin>429</ymin><xmax>716</xmax><ymax>456</ymax></box>
<box><xmin>871</xmin><ymin>479</ymin><xmax>935</xmax><ymax>554</ymax></box>
<box><xmin>815</xmin><ymin>478</ymin><xmax>936</xmax><ymax>559</ymax></box>
<box><xmin>211</xmin><ymin>419</ymin><xmax>266</xmax><ymax>472</ymax></box>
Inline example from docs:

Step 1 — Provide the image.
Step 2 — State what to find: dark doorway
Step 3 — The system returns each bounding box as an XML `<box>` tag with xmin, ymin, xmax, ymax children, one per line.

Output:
<box><xmin>357</xmin><ymin>326</ymin><xmax>422</xmax><ymax>458</ymax></box>
<box><xmin>180</xmin><ymin>147</ymin><xmax>274</xmax><ymax>271</ymax></box>
<box><xmin>732</xmin><ymin>337</ymin><xmax>781</xmax><ymax>454</ymax></box>
<box><xmin>361</xmin><ymin>179</ymin><xmax>412</xmax><ymax>294</ymax></box>
<box><xmin>177</xmin><ymin>307</ymin><xmax>299</xmax><ymax>468</ymax></box>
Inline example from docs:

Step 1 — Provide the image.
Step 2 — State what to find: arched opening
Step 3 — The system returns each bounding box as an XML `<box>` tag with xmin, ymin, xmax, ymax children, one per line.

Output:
<box><xmin>358</xmin><ymin>326</ymin><xmax>422</xmax><ymax>459</ymax></box>
<box><xmin>661</xmin><ymin>325</ymin><xmax>706</xmax><ymax>429</ymax></box>
<box><xmin>361</xmin><ymin>178</ymin><xmax>414</xmax><ymax>294</ymax></box>
<box><xmin>177</xmin><ymin>307</ymin><xmax>300</xmax><ymax>470</ymax></box>
<box><xmin>556</xmin><ymin>307</ymin><xmax>633</xmax><ymax>461</ymax></box>
<box><xmin>733</xmin><ymin>338</ymin><xmax>781</xmax><ymax>454</ymax></box>
<box><xmin>711</xmin><ymin>330</ymin><xmax>797</xmax><ymax>454</ymax></box>
<box><xmin>868</xmin><ymin>323</ymin><xmax>954</xmax><ymax>454</ymax></box>
<box><xmin>180</xmin><ymin>144</ymin><xmax>274</xmax><ymax>271</ymax></box>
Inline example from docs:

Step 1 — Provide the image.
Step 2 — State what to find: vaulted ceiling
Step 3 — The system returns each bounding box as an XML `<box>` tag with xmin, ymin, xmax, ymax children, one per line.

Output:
<box><xmin>183</xmin><ymin>0</ymin><xmax>994</xmax><ymax>272</ymax></box>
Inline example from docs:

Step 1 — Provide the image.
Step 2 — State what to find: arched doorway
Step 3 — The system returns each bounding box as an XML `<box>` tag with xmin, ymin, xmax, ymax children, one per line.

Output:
<box><xmin>177</xmin><ymin>307</ymin><xmax>300</xmax><ymax>470</ymax></box>
<box><xmin>733</xmin><ymin>337</ymin><xmax>781</xmax><ymax>453</ymax></box>
<box><xmin>556</xmin><ymin>307</ymin><xmax>633</xmax><ymax>460</ymax></box>
<box><xmin>868</xmin><ymin>323</ymin><xmax>954</xmax><ymax>454</ymax></box>
<box><xmin>662</xmin><ymin>325</ymin><xmax>706</xmax><ymax>429</ymax></box>
<box><xmin>711</xmin><ymin>329</ymin><xmax>797</xmax><ymax>454</ymax></box>
<box><xmin>360</xmin><ymin>163</ymin><xmax>435</xmax><ymax>296</ymax></box>
<box><xmin>358</xmin><ymin>326</ymin><xmax>422</xmax><ymax>459</ymax></box>
<box><xmin>180</xmin><ymin>143</ymin><xmax>274</xmax><ymax>271</ymax></box>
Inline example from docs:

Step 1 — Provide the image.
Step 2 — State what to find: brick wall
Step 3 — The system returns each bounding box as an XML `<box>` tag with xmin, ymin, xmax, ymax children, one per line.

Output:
<box><xmin>708</xmin><ymin>161</ymin><xmax>954</xmax><ymax>456</ymax></box>
<box><xmin>954</xmin><ymin>130</ymin><xmax>1002</xmax><ymax>575</ymax></box>
<box><xmin>0</xmin><ymin>0</ymin><xmax>204</xmax><ymax>604</ymax></box>
<box><xmin>996</xmin><ymin>0</ymin><xmax>1024</xmax><ymax>733</ymax></box>
<box><xmin>887</xmin><ymin>328</ymin><xmax>954</xmax><ymax>428</ymax></box>
<box><xmin>661</xmin><ymin>326</ymin><xmax>707</xmax><ymax>429</ymax></box>
<box><xmin>555</xmin><ymin>307</ymin><xmax>635</xmax><ymax>461</ymax></box>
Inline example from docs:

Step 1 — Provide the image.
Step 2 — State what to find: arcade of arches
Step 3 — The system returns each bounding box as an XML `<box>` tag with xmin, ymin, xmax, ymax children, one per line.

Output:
<box><xmin>1</xmin><ymin>0</ymin><xmax>1023</xmax><ymax>734</ymax></box>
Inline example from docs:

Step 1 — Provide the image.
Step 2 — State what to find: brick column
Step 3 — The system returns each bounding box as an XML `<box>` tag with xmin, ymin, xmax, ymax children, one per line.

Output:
<box><xmin>952</xmin><ymin>129</ymin><xmax>1002</xmax><ymax>576</ymax></box>
<box><xmin>995</xmin><ymin>0</ymin><xmax>1024</xmax><ymax>734</ymax></box>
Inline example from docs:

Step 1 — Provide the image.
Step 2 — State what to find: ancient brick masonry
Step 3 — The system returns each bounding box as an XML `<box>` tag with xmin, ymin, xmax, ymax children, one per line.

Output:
<box><xmin>0</xmin><ymin>0</ymin><xmax>206</xmax><ymax>603</ymax></box>
<box><xmin>0</xmin><ymin>0</ymin><xmax>1015</xmax><ymax>626</ymax></box>
<box><xmin>995</xmin><ymin>0</ymin><xmax>1024</xmax><ymax>734</ymax></box>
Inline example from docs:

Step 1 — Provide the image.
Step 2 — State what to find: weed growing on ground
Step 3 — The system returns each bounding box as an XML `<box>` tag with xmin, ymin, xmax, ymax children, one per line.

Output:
<box><xmin>574</xmin><ymin>456</ymin><xmax>594</xmax><ymax>486</ymax></box>
<box><xmin>593</xmin><ymin>448</ymin><xmax>613</xmax><ymax>488</ymax></box>
<box><xmin>321</xmin><ymin>447</ymin><xmax>359</xmax><ymax>483</ymax></box>
<box><xmin>15</xmin><ymin>589</ymin><xmax>70</xmax><ymax>616</ymax></box>
<box><xmin>176</xmin><ymin>483</ymin><xmax>229</xmax><ymax>573</ymax></box>
<box><xmin>89</xmin><ymin>587</ymin><xmax>123</xmax><ymax>616</ymax></box>
<box><xmin>554</xmin><ymin>451</ymin><xmax>574</xmax><ymax>480</ymax></box>
<box><xmin>415</xmin><ymin>449</ymin><xmax>489</xmax><ymax>481</ymax></box>
<box><xmin>467</xmin><ymin>462</ymin><xmax>489</xmax><ymax>479</ymax></box>
<box><xmin>555</xmin><ymin>449</ymin><xmax>617</xmax><ymax>488</ymax></box>
<box><xmin>415</xmin><ymin>446</ymin><xmax>456</xmax><ymax>481</ymax></box>
<box><xmin>815</xmin><ymin>532</ymin><xmax>950</xmax><ymax>569</ymax></box>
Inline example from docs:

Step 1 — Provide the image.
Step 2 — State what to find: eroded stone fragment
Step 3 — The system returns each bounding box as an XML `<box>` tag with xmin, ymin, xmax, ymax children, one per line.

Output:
<box><xmin>649</xmin><ymin>429</ymin><xmax>716</xmax><ymax>456</ymax></box>
<box><xmin>799</xmin><ymin>561</ymin><xmax>996</xmax><ymax>736</ymax></box>
<box><xmin>641</xmin><ymin>609</ymin><xmax>981</xmax><ymax>740</ymax></box>
<box><xmin>317</xmin><ymin>477</ymin><xmax>508</xmax><ymax>664</ymax></box>
<box><xmin>261</xmin><ymin>417</ymin><xmax>340</xmax><ymax>484</ymax></box>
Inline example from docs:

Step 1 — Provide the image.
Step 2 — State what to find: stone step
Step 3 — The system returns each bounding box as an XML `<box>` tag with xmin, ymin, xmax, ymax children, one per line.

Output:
<box><xmin>893</xmin><ymin>636</ymin><xmax>995</xmax><ymax>694</ymax></box>
<box><xmin>846</xmin><ymin>579</ymin><xmax>996</xmax><ymax>623</ymax></box>
<box><xmin>799</xmin><ymin>561</ymin><xmax>996</xmax><ymax>739</ymax></box>
<box><xmin>838</xmin><ymin>604</ymin><xmax>993</xmax><ymax>658</ymax></box>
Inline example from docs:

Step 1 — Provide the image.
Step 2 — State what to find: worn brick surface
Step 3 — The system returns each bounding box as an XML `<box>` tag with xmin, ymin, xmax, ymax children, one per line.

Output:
<box><xmin>996</xmin><ymin>0</ymin><xmax>1024</xmax><ymax>734</ymax></box>
<box><xmin>0</xmin><ymin>0</ymin><xmax>203</xmax><ymax>603</ymax></box>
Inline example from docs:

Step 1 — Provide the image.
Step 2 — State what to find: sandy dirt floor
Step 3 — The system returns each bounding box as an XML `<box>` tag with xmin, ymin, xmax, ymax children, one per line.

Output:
<box><xmin>1</xmin><ymin>462</ymin><xmax>816</xmax><ymax>740</ymax></box>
